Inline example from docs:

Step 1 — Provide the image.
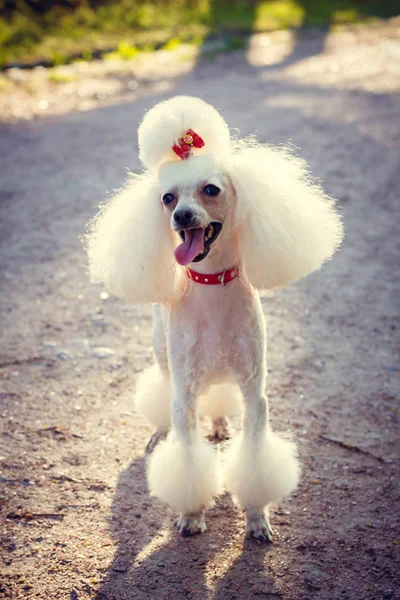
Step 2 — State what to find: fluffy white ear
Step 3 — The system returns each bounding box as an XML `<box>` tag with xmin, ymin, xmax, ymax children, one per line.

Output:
<box><xmin>227</xmin><ymin>145</ymin><xmax>344</xmax><ymax>289</ymax></box>
<box><xmin>86</xmin><ymin>173</ymin><xmax>178</xmax><ymax>303</ymax></box>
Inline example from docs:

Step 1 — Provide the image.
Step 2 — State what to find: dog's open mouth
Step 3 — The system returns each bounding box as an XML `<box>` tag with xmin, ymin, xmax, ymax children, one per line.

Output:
<box><xmin>174</xmin><ymin>222</ymin><xmax>222</xmax><ymax>266</ymax></box>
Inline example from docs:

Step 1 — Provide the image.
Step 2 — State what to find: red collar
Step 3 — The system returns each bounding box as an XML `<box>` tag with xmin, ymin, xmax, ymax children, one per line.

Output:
<box><xmin>186</xmin><ymin>266</ymin><xmax>239</xmax><ymax>286</ymax></box>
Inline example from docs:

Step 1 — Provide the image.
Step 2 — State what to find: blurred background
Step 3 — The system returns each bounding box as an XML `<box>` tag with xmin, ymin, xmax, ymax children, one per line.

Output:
<box><xmin>1</xmin><ymin>0</ymin><xmax>399</xmax><ymax>68</ymax></box>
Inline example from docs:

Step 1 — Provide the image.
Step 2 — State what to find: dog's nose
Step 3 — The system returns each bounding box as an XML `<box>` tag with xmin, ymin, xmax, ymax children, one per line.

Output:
<box><xmin>174</xmin><ymin>208</ymin><xmax>195</xmax><ymax>228</ymax></box>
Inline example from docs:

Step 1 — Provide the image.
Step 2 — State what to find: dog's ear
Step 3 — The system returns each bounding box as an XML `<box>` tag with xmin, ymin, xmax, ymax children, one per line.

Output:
<box><xmin>87</xmin><ymin>173</ymin><xmax>178</xmax><ymax>303</ymax></box>
<box><xmin>227</xmin><ymin>145</ymin><xmax>344</xmax><ymax>289</ymax></box>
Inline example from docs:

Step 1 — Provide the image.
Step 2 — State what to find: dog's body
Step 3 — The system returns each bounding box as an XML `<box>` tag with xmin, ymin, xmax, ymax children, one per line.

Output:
<box><xmin>87</xmin><ymin>96</ymin><xmax>343</xmax><ymax>540</ymax></box>
<box><xmin>147</xmin><ymin>279</ymin><xmax>274</xmax><ymax>539</ymax></box>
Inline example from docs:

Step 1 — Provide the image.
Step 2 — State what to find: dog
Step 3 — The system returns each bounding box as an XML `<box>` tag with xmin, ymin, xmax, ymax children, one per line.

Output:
<box><xmin>87</xmin><ymin>96</ymin><xmax>343</xmax><ymax>541</ymax></box>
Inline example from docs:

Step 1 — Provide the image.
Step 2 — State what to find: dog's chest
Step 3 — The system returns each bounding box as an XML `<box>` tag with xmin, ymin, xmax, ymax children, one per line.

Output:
<box><xmin>168</xmin><ymin>282</ymin><xmax>263</xmax><ymax>386</ymax></box>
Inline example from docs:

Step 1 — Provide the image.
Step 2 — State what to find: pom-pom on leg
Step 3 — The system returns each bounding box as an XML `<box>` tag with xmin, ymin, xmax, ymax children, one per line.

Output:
<box><xmin>199</xmin><ymin>382</ymin><xmax>242</xmax><ymax>442</ymax></box>
<box><xmin>199</xmin><ymin>382</ymin><xmax>242</xmax><ymax>420</ymax></box>
<box><xmin>134</xmin><ymin>364</ymin><xmax>171</xmax><ymax>430</ymax></box>
<box><xmin>147</xmin><ymin>432</ymin><xmax>221</xmax><ymax>516</ymax></box>
<box><xmin>223</xmin><ymin>428</ymin><xmax>300</xmax><ymax>509</ymax></box>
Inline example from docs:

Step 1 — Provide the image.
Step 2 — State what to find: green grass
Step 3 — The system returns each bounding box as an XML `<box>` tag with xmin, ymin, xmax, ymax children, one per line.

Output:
<box><xmin>1</xmin><ymin>0</ymin><xmax>399</xmax><ymax>68</ymax></box>
<box><xmin>47</xmin><ymin>70</ymin><xmax>77</xmax><ymax>84</ymax></box>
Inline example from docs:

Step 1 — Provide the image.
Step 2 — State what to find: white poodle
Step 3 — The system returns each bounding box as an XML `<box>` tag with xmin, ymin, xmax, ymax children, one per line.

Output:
<box><xmin>87</xmin><ymin>96</ymin><xmax>343</xmax><ymax>541</ymax></box>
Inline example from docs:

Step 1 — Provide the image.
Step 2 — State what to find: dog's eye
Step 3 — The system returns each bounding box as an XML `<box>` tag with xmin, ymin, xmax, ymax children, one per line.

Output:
<box><xmin>203</xmin><ymin>184</ymin><xmax>220</xmax><ymax>197</ymax></box>
<box><xmin>162</xmin><ymin>193</ymin><xmax>175</xmax><ymax>205</ymax></box>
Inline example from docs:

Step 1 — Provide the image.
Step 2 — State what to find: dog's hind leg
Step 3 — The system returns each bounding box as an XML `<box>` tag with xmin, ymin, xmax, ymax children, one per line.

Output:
<box><xmin>145</xmin><ymin>427</ymin><xmax>168</xmax><ymax>454</ymax></box>
<box><xmin>208</xmin><ymin>417</ymin><xmax>230</xmax><ymax>442</ymax></box>
<box><xmin>199</xmin><ymin>382</ymin><xmax>242</xmax><ymax>442</ymax></box>
<box><xmin>135</xmin><ymin>305</ymin><xmax>171</xmax><ymax>453</ymax></box>
<box><xmin>152</xmin><ymin>304</ymin><xmax>169</xmax><ymax>374</ymax></box>
<box><xmin>147</xmin><ymin>381</ymin><xmax>221</xmax><ymax>536</ymax></box>
<box><xmin>135</xmin><ymin>363</ymin><xmax>171</xmax><ymax>452</ymax></box>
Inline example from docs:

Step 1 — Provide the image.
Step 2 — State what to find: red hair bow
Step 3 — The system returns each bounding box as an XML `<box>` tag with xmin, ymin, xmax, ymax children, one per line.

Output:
<box><xmin>172</xmin><ymin>128</ymin><xmax>205</xmax><ymax>160</ymax></box>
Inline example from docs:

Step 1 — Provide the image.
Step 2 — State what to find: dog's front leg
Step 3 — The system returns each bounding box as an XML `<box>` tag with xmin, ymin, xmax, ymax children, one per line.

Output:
<box><xmin>172</xmin><ymin>386</ymin><xmax>208</xmax><ymax>537</ymax></box>
<box><xmin>233</xmin><ymin>377</ymin><xmax>273</xmax><ymax>541</ymax></box>
<box><xmin>226</xmin><ymin>374</ymin><xmax>300</xmax><ymax>540</ymax></box>
<box><xmin>147</xmin><ymin>380</ymin><xmax>220</xmax><ymax>536</ymax></box>
<box><xmin>224</xmin><ymin>370</ymin><xmax>300</xmax><ymax>540</ymax></box>
<box><xmin>224</xmin><ymin>298</ymin><xmax>300</xmax><ymax>541</ymax></box>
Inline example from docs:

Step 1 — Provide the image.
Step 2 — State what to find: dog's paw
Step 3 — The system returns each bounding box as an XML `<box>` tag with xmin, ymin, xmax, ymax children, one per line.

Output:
<box><xmin>145</xmin><ymin>428</ymin><xmax>168</xmax><ymax>454</ymax></box>
<box><xmin>245</xmin><ymin>508</ymin><xmax>273</xmax><ymax>543</ymax></box>
<box><xmin>176</xmin><ymin>511</ymin><xmax>207</xmax><ymax>537</ymax></box>
<box><xmin>207</xmin><ymin>417</ymin><xmax>230</xmax><ymax>443</ymax></box>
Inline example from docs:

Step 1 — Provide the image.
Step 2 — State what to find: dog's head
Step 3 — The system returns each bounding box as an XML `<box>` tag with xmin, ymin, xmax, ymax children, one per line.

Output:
<box><xmin>87</xmin><ymin>96</ymin><xmax>343</xmax><ymax>303</ymax></box>
<box><xmin>158</xmin><ymin>155</ymin><xmax>236</xmax><ymax>267</ymax></box>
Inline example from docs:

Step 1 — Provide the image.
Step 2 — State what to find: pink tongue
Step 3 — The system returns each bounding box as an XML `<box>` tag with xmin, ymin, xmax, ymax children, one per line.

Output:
<box><xmin>174</xmin><ymin>228</ymin><xmax>205</xmax><ymax>266</ymax></box>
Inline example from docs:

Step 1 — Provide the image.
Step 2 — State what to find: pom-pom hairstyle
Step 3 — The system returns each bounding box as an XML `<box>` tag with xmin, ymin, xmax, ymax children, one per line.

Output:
<box><xmin>138</xmin><ymin>95</ymin><xmax>231</xmax><ymax>171</ymax></box>
<box><xmin>87</xmin><ymin>96</ymin><xmax>343</xmax><ymax>302</ymax></box>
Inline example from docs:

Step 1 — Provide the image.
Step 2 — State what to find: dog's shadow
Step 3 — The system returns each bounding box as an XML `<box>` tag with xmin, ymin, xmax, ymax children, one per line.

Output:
<box><xmin>97</xmin><ymin>452</ymin><xmax>279</xmax><ymax>600</ymax></box>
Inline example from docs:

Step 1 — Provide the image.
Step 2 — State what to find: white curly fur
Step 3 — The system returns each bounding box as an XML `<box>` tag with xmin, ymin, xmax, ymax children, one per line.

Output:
<box><xmin>228</xmin><ymin>144</ymin><xmax>344</xmax><ymax>289</ymax></box>
<box><xmin>87</xmin><ymin>102</ymin><xmax>343</xmax><ymax>303</ymax></box>
<box><xmin>138</xmin><ymin>95</ymin><xmax>230</xmax><ymax>171</ymax></box>
<box><xmin>198</xmin><ymin>383</ymin><xmax>242</xmax><ymax>419</ymax></box>
<box><xmin>87</xmin><ymin>95</ymin><xmax>343</xmax><ymax>540</ymax></box>
<box><xmin>148</xmin><ymin>432</ymin><xmax>221</xmax><ymax>514</ymax></box>
<box><xmin>87</xmin><ymin>174</ymin><xmax>179</xmax><ymax>304</ymax></box>
<box><xmin>135</xmin><ymin>371</ymin><xmax>241</xmax><ymax>430</ymax></box>
<box><xmin>135</xmin><ymin>364</ymin><xmax>172</xmax><ymax>430</ymax></box>
<box><xmin>223</xmin><ymin>429</ymin><xmax>301</xmax><ymax>509</ymax></box>
<box><xmin>159</xmin><ymin>153</ymin><xmax>223</xmax><ymax>191</ymax></box>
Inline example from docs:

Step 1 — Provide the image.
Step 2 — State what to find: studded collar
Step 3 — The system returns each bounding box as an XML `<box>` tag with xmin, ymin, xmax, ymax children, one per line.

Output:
<box><xmin>185</xmin><ymin>266</ymin><xmax>239</xmax><ymax>286</ymax></box>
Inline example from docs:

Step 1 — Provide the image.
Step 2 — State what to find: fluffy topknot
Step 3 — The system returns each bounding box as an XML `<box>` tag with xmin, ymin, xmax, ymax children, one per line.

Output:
<box><xmin>138</xmin><ymin>96</ymin><xmax>231</xmax><ymax>171</ymax></box>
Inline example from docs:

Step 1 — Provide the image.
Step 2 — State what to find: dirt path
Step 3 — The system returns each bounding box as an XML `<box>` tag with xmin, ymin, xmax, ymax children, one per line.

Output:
<box><xmin>1</xmin><ymin>23</ymin><xmax>399</xmax><ymax>600</ymax></box>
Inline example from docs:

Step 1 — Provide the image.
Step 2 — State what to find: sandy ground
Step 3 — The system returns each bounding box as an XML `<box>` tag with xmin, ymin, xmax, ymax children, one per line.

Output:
<box><xmin>0</xmin><ymin>21</ymin><xmax>399</xmax><ymax>600</ymax></box>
